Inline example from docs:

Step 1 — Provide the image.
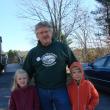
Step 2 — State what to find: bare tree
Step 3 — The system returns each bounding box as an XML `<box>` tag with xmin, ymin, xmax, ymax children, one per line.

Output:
<box><xmin>19</xmin><ymin>0</ymin><xmax>85</xmax><ymax>43</ymax></box>
<box><xmin>72</xmin><ymin>9</ymin><xmax>110</xmax><ymax>62</ymax></box>
<box><xmin>71</xmin><ymin>11</ymin><xmax>94</xmax><ymax>62</ymax></box>
<box><xmin>19</xmin><ymin>0</ymin><xmax>109</xmax><ymax>62</ymax></box>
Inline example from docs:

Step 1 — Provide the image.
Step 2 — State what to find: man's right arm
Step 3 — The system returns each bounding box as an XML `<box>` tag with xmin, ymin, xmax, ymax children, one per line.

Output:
<box><xmin>23</xmin><ymin>51</ymin><xmax>34</xmax><ymax>79</ymax></box>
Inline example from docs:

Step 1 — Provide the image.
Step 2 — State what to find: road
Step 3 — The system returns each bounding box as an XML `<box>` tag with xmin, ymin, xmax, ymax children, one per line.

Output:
<box><xmin>96</xmin><ymin>90</ymin><xmax>110</xmax><ymax>110</ymax></box>
<box><xmin>0</xmin><ymin>64</ymin><xmax>110</xmax><ymax>110</ymax></box>
<box><xmin>0</xmin><ymin>64</ymin><xmax>21</xmax><ymax>110</ymax></box>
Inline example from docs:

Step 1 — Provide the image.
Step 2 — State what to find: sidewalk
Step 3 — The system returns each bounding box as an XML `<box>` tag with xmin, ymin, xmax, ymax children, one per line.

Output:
<box><xmin>0</xmin><ymin>64</ymin><xmax>21</xmax><ymax>110</ymax></box>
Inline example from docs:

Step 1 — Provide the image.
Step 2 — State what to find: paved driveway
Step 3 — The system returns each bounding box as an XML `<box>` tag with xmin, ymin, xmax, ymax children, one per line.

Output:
<box><xmin>0</xmin><ymin>64</ymin><xmax>21</xmax><ymax>110</ymax></box>
<box><xmin>0</xmin><ymin>64</ymin><xmax>110</xmax><ymax>110</ymax></box>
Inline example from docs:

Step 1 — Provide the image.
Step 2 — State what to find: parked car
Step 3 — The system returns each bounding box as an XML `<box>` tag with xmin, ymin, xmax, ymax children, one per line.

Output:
<box><xmin>0</xmin><ymin>63</ymin><xmax>5</xmax><ymax>74</ymax></box>
<box><xmin>0</xmin><ymin>54</ymin><xmax>7</xmax><ymax>74</ymax></box>
<box><xmin>83</xmin><ymin>54</ymin><xmax>110</xmax><ymax>92</ymax></box>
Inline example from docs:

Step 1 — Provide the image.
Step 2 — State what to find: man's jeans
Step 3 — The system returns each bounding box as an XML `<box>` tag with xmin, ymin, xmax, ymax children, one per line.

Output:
<box><xmin>38</xmin><ymin>87</ymin><xmax>71</xmax><ymax>110</ymax></box>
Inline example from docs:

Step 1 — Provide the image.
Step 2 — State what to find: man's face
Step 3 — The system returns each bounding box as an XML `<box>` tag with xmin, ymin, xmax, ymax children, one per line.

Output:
<box><xmin>36</xmin><ymin>27</ymin><xmax>53</xmax><ymax>46</ymax></box>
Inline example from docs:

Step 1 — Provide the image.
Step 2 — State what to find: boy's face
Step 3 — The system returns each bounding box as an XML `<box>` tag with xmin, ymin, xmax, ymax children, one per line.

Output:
<box><xmin>71</xmin><ymin>67</ymin><xmax>82</xmax><ymax>81</ymax></box>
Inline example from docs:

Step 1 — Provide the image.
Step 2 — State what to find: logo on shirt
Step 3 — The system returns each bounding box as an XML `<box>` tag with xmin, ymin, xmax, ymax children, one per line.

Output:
<box><xmin>41</xmin><ymin>53</ymin><xmax>57</xmax><ymax>67</ymax></box>
<box><xmin>36</xmin><ymin>57</ymin><xmax>41</xmax><ymax>62</ymax></box>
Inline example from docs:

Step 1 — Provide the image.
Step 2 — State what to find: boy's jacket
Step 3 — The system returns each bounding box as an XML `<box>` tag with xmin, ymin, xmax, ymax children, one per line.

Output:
<box><xmin>68</xmin><ymin>62</ymin><xmax>99</xmax><ymax>110</ymax></box>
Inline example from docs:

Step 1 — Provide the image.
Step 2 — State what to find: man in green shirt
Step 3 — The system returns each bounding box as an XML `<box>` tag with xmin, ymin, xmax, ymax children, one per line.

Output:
<box><xmin>23</xmin><ymin>21</ymin><xmax>77</xmax><ymax>110</ymax></box>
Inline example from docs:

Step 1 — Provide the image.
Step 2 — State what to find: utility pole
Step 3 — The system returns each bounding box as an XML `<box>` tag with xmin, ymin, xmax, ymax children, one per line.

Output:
<box><xmin>0</xmin><ymin>36</ymin><xmax>2</xmax><ymax>63</ymax></box>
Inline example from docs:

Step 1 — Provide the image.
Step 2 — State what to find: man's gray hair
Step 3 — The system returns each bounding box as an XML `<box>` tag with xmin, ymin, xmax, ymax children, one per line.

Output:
<box><xmin>35</xmin><ymin>21</ymin><xmax>52</xmax><ymax>32</ymax></box>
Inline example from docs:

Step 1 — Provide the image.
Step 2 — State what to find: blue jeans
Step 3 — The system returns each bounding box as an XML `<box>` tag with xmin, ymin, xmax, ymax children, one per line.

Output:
<box><xmin>37</xmin><ymin>87</ymin><xmax>71</xmax><ymax>110</ymax></box>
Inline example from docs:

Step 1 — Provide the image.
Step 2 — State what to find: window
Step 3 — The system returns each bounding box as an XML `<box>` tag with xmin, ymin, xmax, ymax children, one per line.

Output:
<box><xmin>105</xmin><ymin>57</ymin><xmax>110</xmax><ymax>67</ymax></box>
<box><xmin>94</xmin><ymin>57</ymin><xmax>107</xmax><ymax>67</ymax></box>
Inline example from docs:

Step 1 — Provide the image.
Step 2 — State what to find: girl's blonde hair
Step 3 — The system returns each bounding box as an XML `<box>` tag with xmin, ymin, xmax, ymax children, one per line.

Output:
<box><xmin>11</xmin><ymin>69</ymin><xmax>29</xmax><ymax>91</ymax></box>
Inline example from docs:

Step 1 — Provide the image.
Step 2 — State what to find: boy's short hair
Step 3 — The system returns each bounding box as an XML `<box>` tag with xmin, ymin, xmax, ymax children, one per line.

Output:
<box><xmin>71</xmin><ymin>66</ymin><xmax>81</xmax><ymax>72</ymax></box>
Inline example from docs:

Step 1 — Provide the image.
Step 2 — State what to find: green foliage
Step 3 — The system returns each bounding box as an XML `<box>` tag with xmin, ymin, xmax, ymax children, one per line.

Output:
<box><xmin>7</xmin><ymin>50</ymin><xmax>17</xmax><ymax>57</ymax></box>
<box><xmin>53</xmin><ymin>33</ymin><xmax>71</xmax><ymax>45</ymax></box>
<box><xmin>96</xmin><ymin>0</ymin><xmax>110</xmax><ymax>4</ymax></box>
<box><xmin>92</xmin><ymin>0</ymin><xmax>110</xmax><ymax>36</ymax></box>
<box><xmin>74</xmin><ymin>47</ymin><xmax>110</xmax><ymax>63</ymax></box>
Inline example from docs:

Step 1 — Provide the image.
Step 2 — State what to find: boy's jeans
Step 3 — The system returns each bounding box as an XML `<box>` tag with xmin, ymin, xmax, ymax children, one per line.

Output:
<box><xmin>38</xmin><ymin>87</ymin><xmax>71</xmax><ymax>110</ymax></box>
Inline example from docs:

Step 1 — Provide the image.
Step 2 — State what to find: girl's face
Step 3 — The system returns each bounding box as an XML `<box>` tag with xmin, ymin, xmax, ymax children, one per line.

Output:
<box><xmin>16</xmin><ymin>74</ymin><xmax>28</xmax><ymax>88</ymax></box>
<box><xmin>71</xmin><ymin>67</ymin><xmax>82</xmax><ymax>81</ymax></box>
